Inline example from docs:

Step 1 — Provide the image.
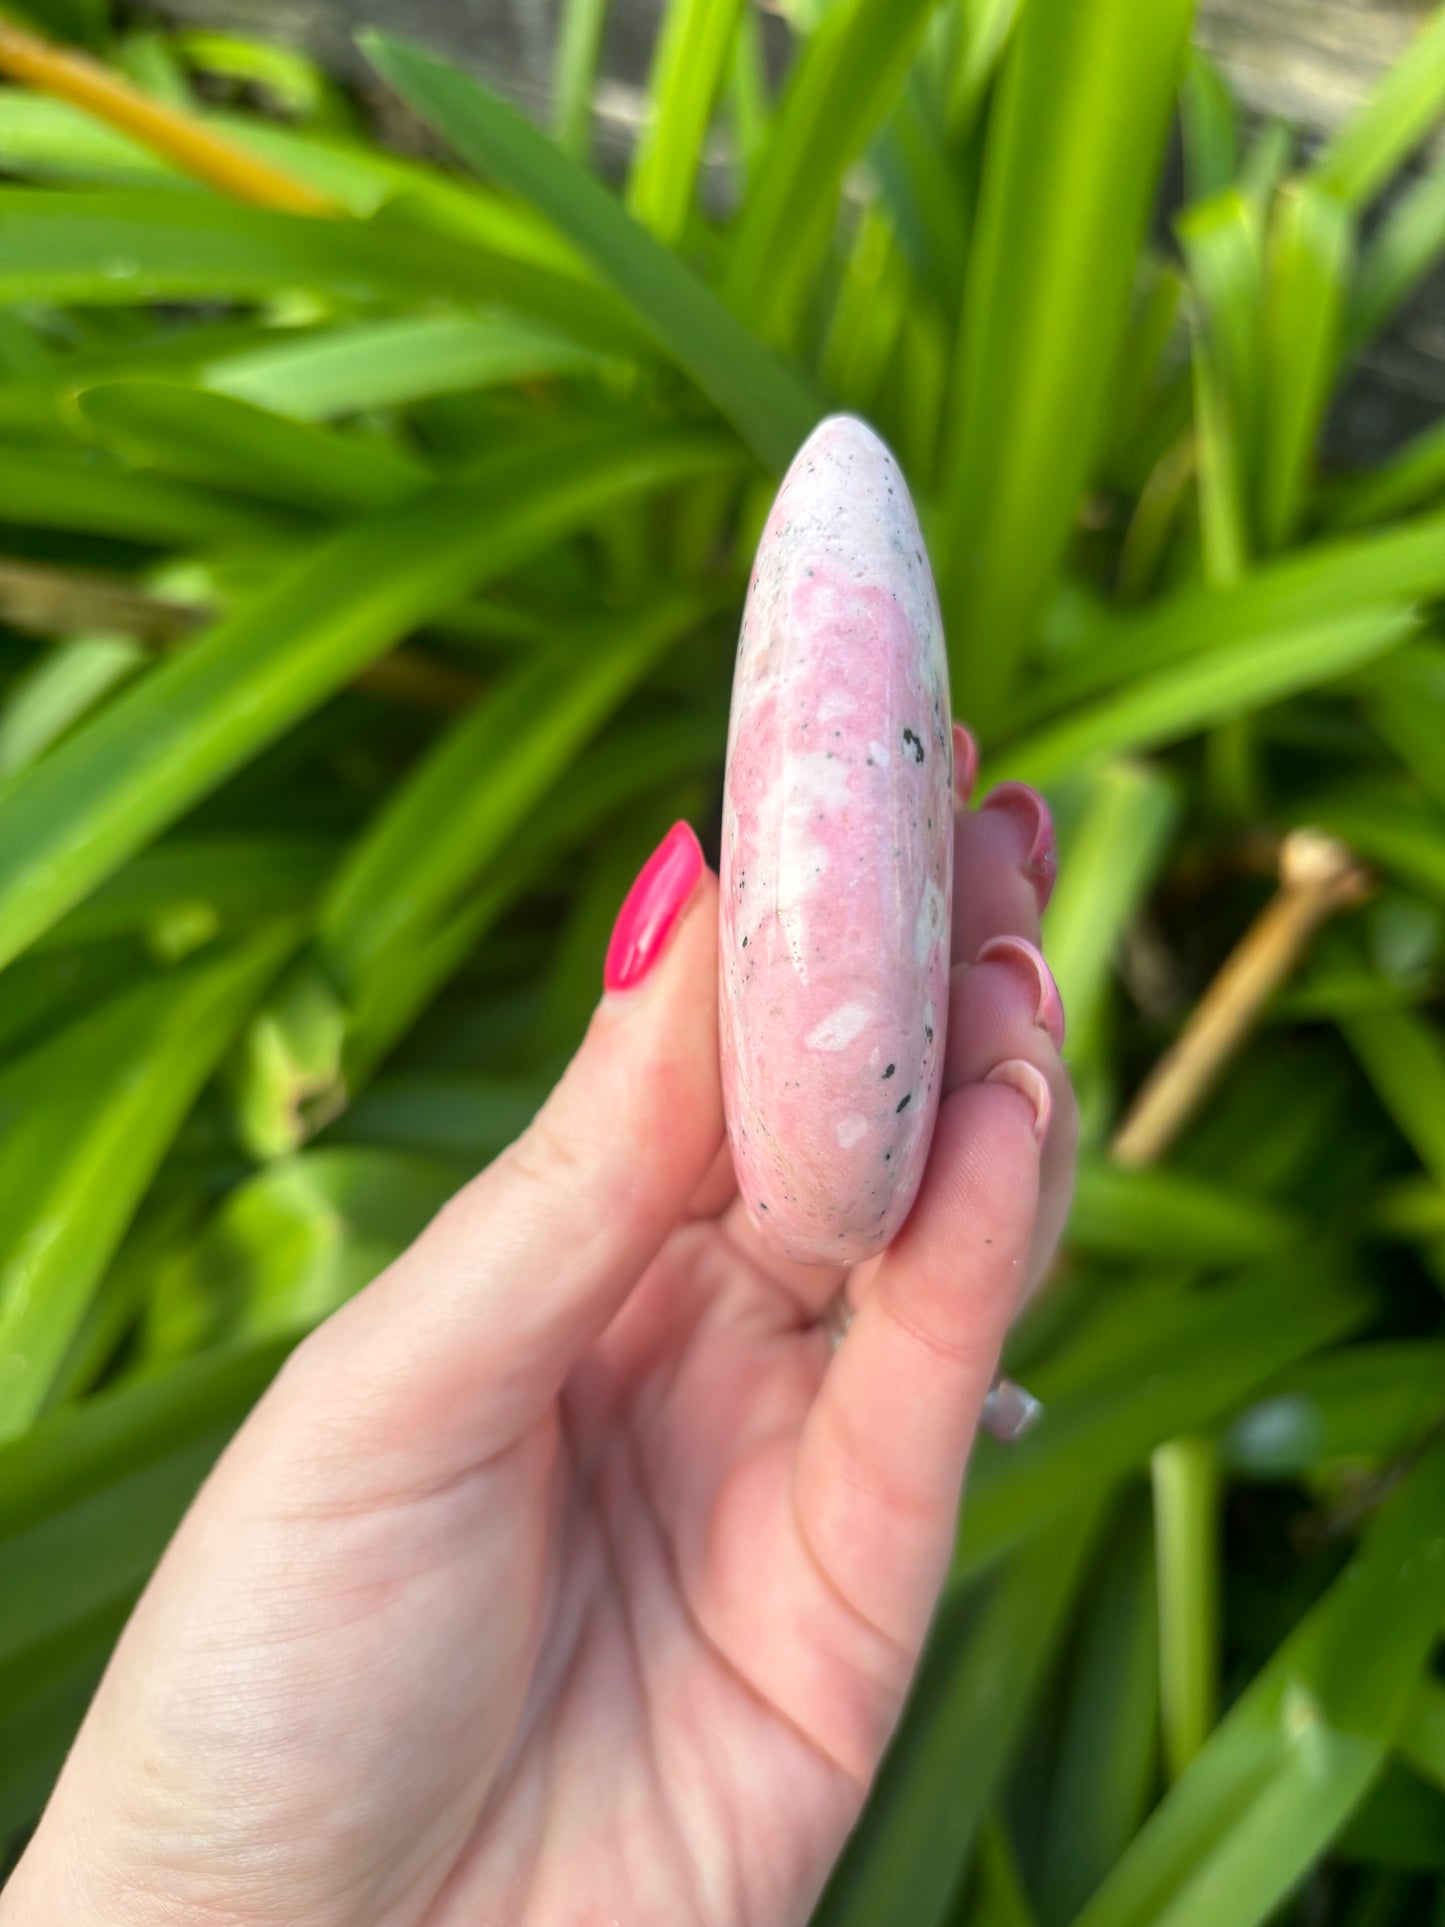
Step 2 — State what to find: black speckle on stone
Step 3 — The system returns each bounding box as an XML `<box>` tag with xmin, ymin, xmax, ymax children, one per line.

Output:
<box><xmin>903</xmin><ymin>728</ymin><xmax>924</xmax><ymax>764</ymax></box>
<box><xmin>924</xmin><ymin>1023</ymin><xmax>934</xmax><ymax>1044</ymax></box>
<box><xmin>883</xmin><ymin>1063</ymin><xmax>896</xmax><ymax>1079</ymax></box>
<box><xmin>741</xmin><ymin>935</ymin><xmax>748</xmax><ymax>948</ymax></box>
<box><xmin>884</xmin><ymin>1151</ymin><xmax>892</xmax><ymax>1163</ymax></box>
<box><xmin>866</xmin><ymin>757</ymin><xmax>874</xmax><ymax>766</ymax></box>
<box><xmin>759</xmin><ymin>1200</ymin><xmax>769</xmax><ymax>1210</ymax></box>
<box><xmin>896</xmin><ymin>1093</ymin><xmax>912</xmax><ymax>1114</ymax></box>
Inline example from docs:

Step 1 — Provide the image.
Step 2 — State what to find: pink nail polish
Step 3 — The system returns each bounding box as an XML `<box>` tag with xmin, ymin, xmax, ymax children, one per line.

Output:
<box><xmin>975</xmin><ymin>935</ymin><xmax>1066</xmax><ymax>1049</ymax></box>
<box><xmin>604</xmin><ymin>822</ymin><xmax>705</xmax><ymax>994</ymax></box>
<box><xmin>952</xmin><ymin>722</ymin><xmax>979</xmax><ymax>807</ymax></box>
<box><xmin>985</xmin><ymin>1058</ymin><xmax>1052</xmax><ymax>1142</ymax></box>
<box><xmin>978</xmin><ymin>783</ymin><xmax>1058</xmax><ymax>911</ymax></box>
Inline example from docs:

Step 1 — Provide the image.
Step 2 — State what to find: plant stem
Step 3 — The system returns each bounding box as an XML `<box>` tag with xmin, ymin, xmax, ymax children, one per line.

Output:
<box><xmin>1111</xmin><ymin>828</ymin><xmax>1372</xmax><ymax>1168</ymax></box>
<box><xmin>1150</xmin><ymin>1434</ymin><xmax>1220</xmax><ymax>1780</ymax></box>
<box><xmin>0</xmin><ymin>18</ymin><xmax>337</xmax><ymax>213</ymax></box>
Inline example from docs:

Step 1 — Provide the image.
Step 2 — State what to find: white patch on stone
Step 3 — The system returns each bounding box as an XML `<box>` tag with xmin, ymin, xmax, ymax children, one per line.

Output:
<box><xmin>836</xmin><ymin>1114</ymin><xmax>869</xmax><ymax>1149</ymax></box>
<box><xmin>817</xmin><ymin>689</ymin><xmax>857</xmax><ymax>723</ymax></box>
<box><xmin>868</xmin><ymin>740</ymin><xmax>890</xmax><ymax>767</ymax></box>
<box><xmin>914</xmin><ymin>879</ymin><xmax>948</xmax><ymax>963</ymax></box>
<box><xmin>806</xmin><ymin>1001</ymin><xmax>872</xmax><ymax>1052</ymax></box>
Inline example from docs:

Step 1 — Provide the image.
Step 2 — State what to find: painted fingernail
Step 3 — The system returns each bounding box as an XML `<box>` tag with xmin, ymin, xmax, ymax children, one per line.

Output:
<box><xmin>984</xmin><ymin>1057</ymin><xmax>1052</xmax><ymax>1142</ymax></box>
<box><xmin>981</xmin><ymin>1374</ymin><xmax>1044</xmax><ymax>1443</ymax></box>
<box><xmin>978</xmin><ymin>782</ymin><xmax>1058</xmax><ymax>910</ymax></box>
<box><xmin>975</xmin><ymin>935</ymin><xmax>1066</xmax><ymax>1049</ymax></box>
<box><xmin>952</xmin><ymin>721</ymin><xmax>979</xmax><ymax>807</ymax></box>
<box><xmin>604</xmin><ymin>821</ymin><xmax>705</xmax><ymax>994</ymax></box>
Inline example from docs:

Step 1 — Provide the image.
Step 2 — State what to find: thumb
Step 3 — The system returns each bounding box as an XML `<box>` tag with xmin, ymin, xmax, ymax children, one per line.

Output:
<box><xmin>288</xmin><ymin>822</ymin><xmax>723</xmax><ymax>1477</ymax></box>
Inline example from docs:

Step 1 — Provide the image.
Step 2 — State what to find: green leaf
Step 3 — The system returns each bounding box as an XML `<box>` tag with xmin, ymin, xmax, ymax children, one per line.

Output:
<box><xmin>1034</xmin><ymin>1497</ymin><xmax>1159</xmax><ymax>1926</ymax></box>
<box><xmin>1362</xmin><ymin>644</ymin><xmax>1445</xmax><ymax>815</ymax></box>
<box><xmin>1179</xmin><ymin>51</ymin><xmax>1238</xmax><ymax>203</ymax></box>
<box><xmin>144</xmin><ymin>1147</ymin><xmax>460</xmax><ymax>1359</ymax></box>
<box><xmin>327</xmin><ymin>1072</ymin><xmax>542</xmax><ymax>1162</ymax></box>
<box><xmin>1068</xmin><ymin>1160</ymin><xmax>1301</xmax><ymax>1264</ymax></box>
<box><xmin>1398</xmin><ymin>1676</ymin><xmax>1445</xmax><ymax>1796</ymax></box>
<box><xmin>0</xmin><ymin>442</ymin><xmax>284</xmax><ymax>545</ymax></box>
<box><xmin>937</xmin><ymin>0</ymin><xmax>1194</xmax><ymax>727</ymax></box>
<box><xmin>995</xmin><ymin>605</ymin><xmax>1418</xmax><ymax>789</ymax></box>
<box><xmin>0</xmin><ymin>635</ymin><xmax>144</xmax><ymax>780</ymax></box>
<box><xmin>1220</xmin><ymin>1343</ymin><xmax>1445</xmax><ymax>1478</ymax></box>
<box><xmin>203</xmin><ymin>313</ymin><xmax>601</xmax><ymax>421</ymax></box>
<box><xmin>4</xmin><ymin>0</ymin><xmax>108</xmax><ymax>44</ymax></box>
<box><xmin>1313</xmin><ymin>5</ymin><xmax>1445</xmax><ymax>208</ymax></box>
<box><xmin>318</xmin><ymin>588</ymin><xmax>726</xmax><ymax>993</ymax></box>
<box><xmin>1176</xmin><ymin>188</ymin><xmax>1263</xmax><ymax>576</ymax></box>
<box><xmin>814</xmin><ymin>1505</ymin><xmax>1104</xmax><ymax>1927</ymax></box>
<box><xmin>339</xmin><ymin>711</ymin><xmax>725</xmax><ymax>1094</ymax></box>
<box><xmin>1340</xmin><ymin>1007</ymin><xmax>1445</xmax><ymax>1189</ymax></box>
<box><xmin>37</xmin><ymin>835</ymin><xmax>336</xmax><ymax>954</ymax></box>
<box><xmin>952</xmin><ymin>1258</ymin><xmax>1368</xmax><ymax>1584</ymax></box>
<box><xmin>818</xmin><ymin>202</ymin><xmax>910</xmax><ymax>413</ymax></box>
<box><xmin>0</xmin><ymin>188</ymin><xmax>645</xmax><ymax>356</ymax></box>
<box><xmin>1346</xmin><ymin>164</ymin><xmax>1445</xmax><ymax>354</ymax></box>
<box><xmin>359</xmin><ymin>33</ymin><xmax>818</xmax><ymax>470</ymax></box>
<box><xmin>1152</xmin><ymin>1435</ymin><xmax>1222</xmax><ymax>1780</ymax></box>
<box><xmin>553</xmin><ymin>0</ymin><xmax>610</xmax><ymax>160</ymax></box>
<box><xmin>1070</xmin><ymin>1433</ymin><xmax>1445</xmax><ymax>1927</ymax></box>
<box><xmin>627</xmin><ymin>0</ymin><xmax>742</xmax><ymax>245</ymax></box>
<box><xmin>1042</xmin><ymin>760</ymin><xmax>1178</xmax><ymax>1061</ymax></box>
<box><xmin>947</xmin><ymin>0</ymin><xmax>1023</xmax><ymax>135</ymax></box>
<box><xmin>75</xmin><ymin>379</ymin><xmax>430</xmax><ymax>514</ymax></box>
<box><xmin>0</xmin><ymin>926</ymin><xmax>293</xmax><ymax>1441</ymax></box>
<box><xmin>1330</xmin><ymin>413</ymin><xmax>1445</xmax><ymax>532</ymax></box>
<box><xmin>1004</xmin><ymin>510</ymin><xmax>1445</xmax><ymax>730</ymax></box>
<box><xmin>721</xmin><ymin>0</ymin><xmax>938</xmax><ymax>347</ymax></box>
<box><xmin>968</xmin><ymin>1814</ymin><xmax>1040</xmax><ymax>1927</ymax></box>
<box><xmin>0</xmin><ymin>420</ymin><xmax>731</xmax><ymax>971</ymax></box>
<box><xmin>1257</xmin><ymin>184</ymin><xmax>1353</xmax><ymax>551</ymax></box>
<box><xmin>0</xmin><ymin>89</ymin><xmax>180</xmax><ymax>186</ymax></box>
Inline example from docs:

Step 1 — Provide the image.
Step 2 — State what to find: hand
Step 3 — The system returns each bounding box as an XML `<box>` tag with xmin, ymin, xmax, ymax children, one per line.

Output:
<box><xmin>3</xmin><ymin>760</ymin><xmax>1076</xmax><ymax>1927</ymax></box>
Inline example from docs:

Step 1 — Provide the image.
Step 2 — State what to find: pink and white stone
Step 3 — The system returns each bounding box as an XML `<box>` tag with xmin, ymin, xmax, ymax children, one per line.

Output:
<box><xmin>719</xmin><ymin>414</ymin><xmax>953</xmax><ymax>1265</ymax></box>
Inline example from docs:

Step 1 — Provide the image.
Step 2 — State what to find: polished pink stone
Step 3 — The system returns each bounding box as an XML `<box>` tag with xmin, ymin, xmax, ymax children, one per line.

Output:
<box><xmin>719</xmin><ymin>415</ymin><xmax>953</xmax><ymax>1265</ymax></box>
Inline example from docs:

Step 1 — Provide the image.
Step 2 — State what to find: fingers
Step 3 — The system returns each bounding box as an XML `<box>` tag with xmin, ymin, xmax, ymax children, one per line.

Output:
<box><xmin>945</xmin><ymin>937</ymin><xmax>1078</xmax><ymax>1295</ymax></box>
<box><xmin>952</xmin><ymin>772</ymin><xmax>1056</xmax><ymax>963</ymax></box>
<box><xmin>289</xmin><ymin>822</ymin><xmax>725</xmax><ymax>1482</ymax></box>
<box><xmin>792</xmin><ymin>1062</ymin><xmax>1050</xmax><ymax>1653</ymax></box>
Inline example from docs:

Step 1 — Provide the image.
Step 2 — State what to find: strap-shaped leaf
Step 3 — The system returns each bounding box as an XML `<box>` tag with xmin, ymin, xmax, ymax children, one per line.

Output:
<box><xmin>360</xmin><ymin>32</ymin><xmax>818</xmax><ymax>469</ymax></box>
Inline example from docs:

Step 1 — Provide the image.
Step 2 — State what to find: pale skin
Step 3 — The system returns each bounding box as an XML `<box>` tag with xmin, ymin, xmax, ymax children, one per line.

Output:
<box><xmin>2</xmin><ymin>774</ymin><xmax>1076</xmax><ymax>1927</ymax></box>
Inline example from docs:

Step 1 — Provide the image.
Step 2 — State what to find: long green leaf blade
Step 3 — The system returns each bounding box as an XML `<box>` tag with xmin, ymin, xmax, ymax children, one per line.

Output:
<box><xmin>0</xmin><ymin>927</ymin><xmax>293</xmax><ymax>1440</ymax></box>
<box><xmin>1313</xmin><ymin>5</ymin><xmax>1445</xmax><ymax>208</ymax></box>
<box><xmin>359</xmin><ymin>33</ymin><xmax>818</xmax><ymax>469</ymax></box>
<box><xmin>627</xmin><ymin>0</ymin><xmax>742</xmax><ymax>244</ymax></box>
<box><xmin>0</xmin><ymin>422</ymin><xmax>732</xmax><ymax>971</ymax></box>
<box><xmin>1071</xmin><ymin>1434</ymin><xmax>1445</xmax><ymax>1927</ymax></box>
<box><xmin>319</xmin><ymin>590</ymin><xmax>724</xmax><ymax>991</ymax></box>
<box><xmin>722</xmin><ymin>0</ymin><xmax>937</xmax><ymax>346</ymax></box>
<box><xmin>938</xmin><ymin>0</ymin><xmax>1194</xmax><ymax>727</ymax></box>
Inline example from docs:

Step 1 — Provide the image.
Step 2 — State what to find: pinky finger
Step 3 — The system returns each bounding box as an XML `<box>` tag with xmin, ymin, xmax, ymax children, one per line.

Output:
<box><xmin>792</xmin><ymin>1063</ymin><xmax>1050</xmax><ymax>1656</ymax></box>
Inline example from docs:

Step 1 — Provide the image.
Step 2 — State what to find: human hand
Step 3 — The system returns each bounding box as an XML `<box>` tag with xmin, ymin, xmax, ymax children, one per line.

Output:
<box><xmin>3</xmin><ymin>749</ymin><xmax>1075</xmax><ymax>1927</ymax></box>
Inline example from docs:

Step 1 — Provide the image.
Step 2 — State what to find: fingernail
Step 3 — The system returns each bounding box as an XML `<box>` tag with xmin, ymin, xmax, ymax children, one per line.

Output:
<box><xmin>975</xmin><ymin>935</ymin><xmax>1066</xmax><ymax>1049</ymax></box>
<box><xmin>984</xmin><ymin>1058</ymin><xmax>1052</xmax><ymax>1142</ymax></box>
<box><xmin>952</xmin><ymin>721</ymin><xmax>979</xmax><ymax>808</ymax></box>
<box><xmin>978</xmin><ymin>783</ymin><xmax>1058</xmax><ymax>910</ymax></box>
<box><xmin>978</xmin><ymin>1379</ymin><xmax>1048</xmax><ymax>1441</ymax></box>
<box><xmin>981</xmin><ymin>1375</ymin><xmax>1044</xmax><ymax>1443</ymax></box>
<box><xmin>604</xmin><ymin>821</ymin><xmax>705</xmax><ymax>994</ymax></box>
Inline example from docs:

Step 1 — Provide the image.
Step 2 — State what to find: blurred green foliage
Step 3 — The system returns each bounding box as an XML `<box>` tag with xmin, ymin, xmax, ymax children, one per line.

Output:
<box><xmin>0</xmin><ymin>0</ymin><xmax>1443</xmax><ymax>1919</ymax></box>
